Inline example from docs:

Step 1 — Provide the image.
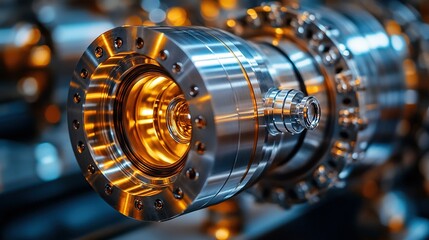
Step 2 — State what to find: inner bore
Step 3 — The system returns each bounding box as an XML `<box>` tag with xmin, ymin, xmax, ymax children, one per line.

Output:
<box><xmin>114</xmin><ymin>65</ymin><xmax>191</xmax><ymax>177</ymax></box>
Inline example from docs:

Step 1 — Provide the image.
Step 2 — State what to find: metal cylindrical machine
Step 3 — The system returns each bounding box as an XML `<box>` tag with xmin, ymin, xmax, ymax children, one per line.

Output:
<box><xmin>68</xmin><ymin>2</ymin><xmax>420</xmax><ymax>221</ymax></box>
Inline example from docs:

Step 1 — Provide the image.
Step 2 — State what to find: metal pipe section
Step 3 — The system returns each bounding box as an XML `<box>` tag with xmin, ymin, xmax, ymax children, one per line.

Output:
<box><xmin>67</xmin><ymin>2</ymin><xmax>421</xmax><ymax>221</ymax></box>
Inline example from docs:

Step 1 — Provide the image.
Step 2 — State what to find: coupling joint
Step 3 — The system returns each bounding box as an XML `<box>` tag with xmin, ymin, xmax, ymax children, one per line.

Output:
<box><xmin>265</xmin><ymin>89</ymin><xmax>321</xmax><ymax>135</ymax></box>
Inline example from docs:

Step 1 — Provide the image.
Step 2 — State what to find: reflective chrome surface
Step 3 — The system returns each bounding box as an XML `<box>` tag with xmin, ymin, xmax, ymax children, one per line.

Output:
<box><xmin>68</xmin><ymin>25</ymin><xmax>322</xmax><ymax>221</ymax></box>
<box><xmin>67</xmin><ymin>1</ymin><xmax>429</xmax><ymax>221</ymax></box>
<box><xmin>265</xmin><ymin>88</ymin><xmax>321</xmax><ymax>135</ymax></box>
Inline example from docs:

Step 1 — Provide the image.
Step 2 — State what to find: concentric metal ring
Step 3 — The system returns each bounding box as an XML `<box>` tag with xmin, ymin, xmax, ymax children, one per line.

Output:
<box><xmin>68</xmin><ymin>26</ymin><xmax>267</xmax><ymax>221</ymax></box>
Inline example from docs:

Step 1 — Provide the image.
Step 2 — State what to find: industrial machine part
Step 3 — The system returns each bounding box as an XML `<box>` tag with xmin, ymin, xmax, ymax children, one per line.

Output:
<box><xmin>67</xmin><ymin>1</ymin><xmax>428</xmax><ymax>221</ymax></box>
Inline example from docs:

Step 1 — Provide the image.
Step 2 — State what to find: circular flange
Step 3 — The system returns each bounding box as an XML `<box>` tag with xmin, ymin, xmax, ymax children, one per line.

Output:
<box><xmin>227</xmin><ymin>3</ymin><xmax>366</xmax><ymax>204</ymax></box>
<box><xmin>68</xmin><ymin>27</ymin><xmax>225</xmax><ymax>221</ymax></box>
<box><xmin>68</xmin><ymin>25</ymin><xmax>267</xmax><ymax>221</ymax></box>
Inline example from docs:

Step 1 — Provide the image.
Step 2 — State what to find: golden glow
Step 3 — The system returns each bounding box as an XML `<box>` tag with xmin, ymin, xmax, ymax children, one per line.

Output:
<box><xmin>226</xmin><ymin>19</ymin><xmax>236</xmax><ymax>28</ymax></box>
<box><xmin>214</xmin><ymin>227</ymin><xmax>230</xmax><ymax>240</ymax></box>
<box><xmin>143</xmin><ymin>20</ymin><xmax>156</xmax><ymax>26</ymax></box>
<box><xmin>148</xmin><ymin>34</ymin><xmax>168</xmax><ymax>59</ymax></box>
<box><xmin>262</xmin><ymin>5</ymin><xmax>271</xmax><ymax>12</ymax></box>
<box><xmin>15</xmin><ymin>24</ymin><xmax>41</xmax><ymax>47</ymax></box>
<box><xmin>125</xmin><ymin>15</ymin><xmax>143</xmax><ymax>25</ymax></box>
<box><xmin>166</xmin><ymin>7</ymin><xmax>188</xmax><ymax>26</ymax></box>
<box><xmin>306</xmin><ymin>85</ymin><xmax>322</xmax><ymax>94</ymax></box>
<box><xmin>29</xmin><ymin>45</ymin><xmax>51</xmax><ymax>67</ymax></box>
<box><xmin>101</xmin><ymin>35</ymin><xmax>114</xmax><ymax>58</ymax></box>
<box><xmin>219</xmin><ymin>0</ymin><xmax>237</xmax><ymax>10</ymax></box>
<box><xmin>362</xmin><ymin>180</ymin><xmax>378</xmax><ymax>198</ymax></box>
<box><xmin>388</xmin><ymin>215</ymin><xmax>404</xmax><ymax>232</ymax></box>
<box><xmin>120</xmin><ymin>72</ymin><xmax>191</xmax><ymax>176</ymax></box>
<box><xmin>385</xmin><ymin>20</ymin><xmax>402</xmax><ymax>35</ymax></box>
<box><xmin>28</xmin><ymin>27</ymin><xmax>41</xmax><ymax>45</ymax></box>
<box><xmin>246</xmin><ymin>9</ymin><xmax>258</xmax><ymax>20</ymax></box>
<box><xmin>44</xmin><ymin>104</ymin><xmax>61</xmax><ymax>124</ymax></box>
<box><xmin>201</xmin><ymin>0</ymin><xmax>219</xmax><ymax>20</ymax></box>
<box><xmin>272</xmin><ymin>39</ymin><xmax>279</xmax><ymax>46</ymax></box>
<box><xmin>404</xmin><ymin>58</ymin><xmax>418</xmax><ymax>88</ymax></box>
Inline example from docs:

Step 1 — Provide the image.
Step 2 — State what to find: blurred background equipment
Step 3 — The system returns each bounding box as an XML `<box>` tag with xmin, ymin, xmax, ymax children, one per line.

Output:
<box><xmin>1</xmin><ymin>0</ymin><xmax>429</xmax><ymax>239</ymax></box>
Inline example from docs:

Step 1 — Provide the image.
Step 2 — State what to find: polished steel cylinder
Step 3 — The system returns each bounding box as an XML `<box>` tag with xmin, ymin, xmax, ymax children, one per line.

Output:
<box><xmin>68</xmin><ymin>2</ymin><xmax>417</xmax><ymax>221</ymax></box>
<box><xmin>68</xmin><ymin>25</ymin><xmax>322</xmax><ymax>221</ymax></box>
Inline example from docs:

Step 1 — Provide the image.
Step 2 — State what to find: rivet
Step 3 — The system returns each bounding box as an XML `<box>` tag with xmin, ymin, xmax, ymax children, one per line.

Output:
<box><xmin>134</xmin><ymin>199</ymin><xmax>143</xmax><ymax>211</ymax></box>
<box><xmin>95</xmin><ymin>46</ymin><xmax>103</xmax><ymax>58</ymax></box>
<box><xmin>194</xmin><ymin>116</ymin><xmax>206</xmax><ymax>129</ymax></box>
<box><xmin>159</xmin><ymin>50</ymin><xmax>169</xmax><ymax>61</ymax></box>
<box><xmin>189</xmin><ymin>85</ymin><xmax>199</xmax><ymax>97</ymax></box>
<box><xmin>186</xmin><ymin>168</ymin><xmax>198</xmax><ymax>180</ymax></box>
<box><xmin>136</xmin><ymin>37</ymin><xmax>144</xmax><ymax>49</ymax></box>
<box><xmin>87</xmin><ymin>164</ymin><xmax>96</xmax><ymax>174</ymax></box>
<box><xmin>77</xmin><ymin>141</ymin><xmax>85</xmax><ymax>153</ymax></box>
<box><xmin>195</xmin><ymin>141</ymin><xmax>206</xmax><ymax>154</ymax></box>
<box><xmin>80</xmin><ymin>69</ymin><xmax>88</xmax><ymax>79</ymax></box>
<box><xmin>172</xmin><ymin>62</ymin><xmax>183</xmax><ymax>73</ymax></box>
<box><xmin>173</xmin><ymin>188</ymin><xmax>184</xmax><ymax>199</ymax></box>
<box><xmin>104</xmin><ymin>184</ymin><xmax>113</xmax><ymax>195</ymax></box>
<box><xmin>73</xmin><ymin>93</ymin><xmax>81</xmax><ymax>104</ymax></box>
<box><xmin>114</xmin><ymin>37</ymin><xmax>123</xmax><ymax>49</ymax></box>
<box><xmin>72</xmin><ymin>120</ymin><xmax>80</xmax><ymax>130</ymax></box>
<box><xmin>154</xmin><ymin>199</ymin><xmax>164</xmax><ymax>210</ymax></box>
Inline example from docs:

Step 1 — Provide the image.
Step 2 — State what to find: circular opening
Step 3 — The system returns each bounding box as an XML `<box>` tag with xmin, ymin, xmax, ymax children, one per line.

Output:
<box><xmin>306</xmin><ymin>102</ymin><xmax>318</xmax><ymax>123</ymax></box>
<box><xmin>159</xmin><ymin>50</ymin><xmax>169</xmax><ymax>61</ymax></box>
<box><xmin>172</xmin><ymin>62</ymin><xmax>182</xmax><ymax>73</ymax></box>
<box><xmin>189</xmin><ymin>85</ymin><xmax>199</xmax><ymax>97</ymax></box>
<box><xmin>186</xmin><ymin>168</ymin><xmax>198</xmax><ymax>180</ymax></box>
<box><xmin>80</xmin><ymin>69</ymin><xmax>88</xmax><ymax>79</ymax></box>
<box><xmin>136</xmin><ymin>37</ymin><xmax>144</xmax><ymax>49</ymax></box>
<box><xmin>173</xmin><ymin>187</ymin><xmax>184</xmax><ymax>199</ymax></box>
<box><xmin>195</xmin><ymin>115</ymin><xmax>207</xmax><ymax>129</ymax></box>
<box><xmin>104</xmin><ymin>184</ymin><xmax>113</xmax><ymax>195</ymax></box>
<box><xmin>154</xmin><ymin>199</ymin><xmax>164</xmax><ymax>210</ymax></box>
<box><xmin>95</xmin><ymin>46</ymin><xmax>103</xmax><ymax>58</ymax></box>
<box><xmin>114</xmin><ymin>37</ymin><xmax>123</xmax><ymax>49</ymax></box>
<box><xmin>77</xmin><ymin>141</ymin><xmax>85</xmax><ymax>153</ymax></box>
<box><xmin>134</xmin><ymin>199</ymin><xmax>143</xmax><ymax>211</ymax></box>
<box><xmin>302</xmin><ymin>97</ymin><xmax>321</xmax><ymax>130</ymax></box>
<box><xmin>115</xmin><ymin>66</ymin><xmax>191</xmax><ymax>177</ymax></box>
<box><xmin>73</xmin><ymin>93</ymin><xmax>81</xmax><ymax>103</ymax></box>
<box><xmin>87</xmin><ymin>164</ymin><xmax>96</xmax><ymax>174</ymax></box>
<box><xmin>72</xmin><ymin>120</ymin><xmax>80</xmax><ymax>130</ymax></box>
<box><xmin>195</xmin><ymin>141</ymin><xmax>206</xmax><ymax>154</ymax></box>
